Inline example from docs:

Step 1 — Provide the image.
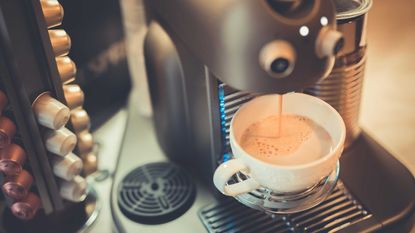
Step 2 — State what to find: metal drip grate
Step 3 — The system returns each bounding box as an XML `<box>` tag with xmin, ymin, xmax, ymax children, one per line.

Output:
<box><xmin>199</xmin><ymin>181</ymin><xmax>371</xmax><ymax>233</ymax></box>
<box><xmin>117</xmin><ymin>162</ymin><xmax>196</xmax><ymax>224</ymax></box>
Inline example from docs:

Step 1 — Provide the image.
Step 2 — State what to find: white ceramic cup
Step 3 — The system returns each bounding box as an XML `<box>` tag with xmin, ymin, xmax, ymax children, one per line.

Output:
<box><xmin>213</xmin><ymin>93</ymin><xmax>346</xmax><ymax>196</ymax></box>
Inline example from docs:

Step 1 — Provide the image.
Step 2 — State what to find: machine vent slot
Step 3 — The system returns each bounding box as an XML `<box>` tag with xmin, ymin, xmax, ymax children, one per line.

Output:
<box><xmin>199</xmin><ymin>181</ymin><xmax>371</xmax><ymax>233</ymax></box>
<box><xmin>218</xmin><ymin>83</ymin><xmax>256</xmax><ymax>160</ymax></box>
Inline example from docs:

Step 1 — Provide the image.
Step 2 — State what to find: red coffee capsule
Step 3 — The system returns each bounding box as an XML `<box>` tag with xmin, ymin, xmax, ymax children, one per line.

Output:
<box><xmin>2</xmin><ymin>170</ymin><xmax>33</xmax><ymax>200</ymax></box>
<box><xmin>0</xmin><ymin>91</ymin><xmax>8</xmax><ymax>113</ymax></box>
<box><xmin>0</xmin><ymin>116</ymin><xmax>16</xmax><ymax>148</ymax></box>
<box><xmin>0</xmin><ymin>144</ymin><xmax>26</xmax><ymax>176</ymax></box>
<box><xmin>11</xmin><ymin>192</ymin><xmax>41</xmax><ymax>220</ymax></box>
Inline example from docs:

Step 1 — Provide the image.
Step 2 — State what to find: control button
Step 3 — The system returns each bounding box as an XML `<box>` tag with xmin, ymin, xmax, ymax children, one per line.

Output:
<box><xmin>259</xmin><ymin>40</ymin><xmax>296</xmax><ymax>78</ymax></box>
<box><xmin>316</xmin><ymin>28</ymin><xmax>344</xmax><ymax>58</ymax></box>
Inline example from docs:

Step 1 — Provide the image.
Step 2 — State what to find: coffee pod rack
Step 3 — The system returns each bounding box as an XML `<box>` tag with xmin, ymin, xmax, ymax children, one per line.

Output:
<box><xmin>0</xmin><ymin>0</ymin><xmax>98</xmax><ymax>227</ymax></box>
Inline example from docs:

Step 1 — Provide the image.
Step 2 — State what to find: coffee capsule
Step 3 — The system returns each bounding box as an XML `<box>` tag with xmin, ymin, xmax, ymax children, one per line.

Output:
<box><xmin>77</xmin><ymin>131</ymin><xmax>94</xmax><ymax>155</ymax></box>
<box><xmin>0</xmin><ymin>116</ymin><xmax>16</xmax><ymax>148</ymax></box>
<box><xmin>63</xmin><ymin>85</ymin><xmax>84</xmax><ymax>110</ymax></box>
<box><xmin>60</xmin><ymin>175</ymin><xmax>87</xmax><ymax>202</ymax></box>
<box><xmin>0</xmin><ymin>144</ymin><xmax>26</xmax><ymax>176</ymax></box>
<box><xmin>48</xmin><ymin>29</ymin><xmax>71</xmax><ymax>57</ymax></box>
<box><xmin>52</xmin><ymin>152</ymin><xmax>83</xmax><ymax>181</ymax></box>
<box><xmin>83</xmin><ymin>152</ymin><xmax>98</xmax><ymax>176</ymax></box>
<box><xmin>44</xmin><ymin>127</ymin><xmax>77</xmax><ymax>156</ymax></box>
<box><xmin>32</xmin><ymin>93</ymin><xmax>70</xmax><ymax>130</ymax></box>
<box><xmin>70</xmin><ymin>109</ymin><xmax>90</xmax><ymax>133</ymax></box>
<box><xmin>11</xmin><ymin>192</ymin><xmax>41</xmax><ymax>220</ymax></box>
<box><xmin>0</xmin><ymin>90</ymin><xmax>8</xmax><ymax>114</ymax></box>
<box><xmin>56</xmin><ymin>56</ymin><xmax>76</xmax><ymax>84</ymax></box>
<box><xmin>40</xmin><ymin>0</ymin><xmax>64</xmax><ymax>28</ymax></box>
<box><xmin>2</xmin><ymin>170</ymin><xmax>33</xmax><ymax>200</ymax></box>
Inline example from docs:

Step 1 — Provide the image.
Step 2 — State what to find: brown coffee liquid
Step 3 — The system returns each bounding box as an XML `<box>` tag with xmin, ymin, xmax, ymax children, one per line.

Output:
<box><xmin>276</xmin><ymin>95</ymin><xmax>283</xmax><ymax>137</ymax></box>
<box><xmin>240</xmin><ymin>114</ymin><xmax>333</xmax><ymax>166</ymax></box>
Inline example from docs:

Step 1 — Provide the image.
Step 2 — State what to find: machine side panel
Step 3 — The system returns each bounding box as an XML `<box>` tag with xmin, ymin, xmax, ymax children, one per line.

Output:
<box><xmin>144</xmin><ymin>23</ymin><xmax>190</xmax><ymax>164</ymax></box>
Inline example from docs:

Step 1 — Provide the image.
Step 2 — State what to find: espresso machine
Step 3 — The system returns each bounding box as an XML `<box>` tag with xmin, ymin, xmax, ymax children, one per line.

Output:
<box><xmin>0</xmin><ymin>0</ymin><xmax>413</xmax><ymax>232</ymax></box>
<box><xmin>110</xmin><ymin>0</ymin><xmax>415</xmax><ymax>232</ymax></box>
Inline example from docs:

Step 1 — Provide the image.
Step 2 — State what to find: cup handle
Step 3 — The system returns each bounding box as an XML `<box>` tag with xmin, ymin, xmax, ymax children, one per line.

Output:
<box><xmin>213</xmin><ymin>158</ymin><xmax>260</xmax><ymax>196</ymax></box>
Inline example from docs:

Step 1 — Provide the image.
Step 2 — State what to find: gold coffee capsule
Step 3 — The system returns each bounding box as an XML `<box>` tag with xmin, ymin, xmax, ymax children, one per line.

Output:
<box><xmin>48</xmin><ymin>29</ymin><xmax>71</xmax><ymax>57</ymax></box>
<box><xmin>0</xmin><ymin>116</ymin><xmax>16</xmax><ymax>148</ymax></box>
<box><xmin>83</xmin><ymin>152</ymin><xmax>98</xmax><ymax>176</ymax></box>
<box><xmin>63</xmin><ymin>85</ymin><xmax>84</xmax><ymax>110</ymax></box>
<box><xmin>60</xmin><ymin>175</ymin><xmax>87</xmax><ymax>202</ymax></box>
<box><xmin>2</xmin><ymin>170</ymin><xmax>33</xmax><ymax>200</ymax></box>
<box><xmin>40</xmin><ymin>0</ymin><xmax>64</xmax><ymax>28</ymax></box>
<box><xmin>77</xmin><ymin>131</ymin><xmax>94</xmax><ymax>155</ymax></box>
<box><xmin>0</xmin><ymin>144</ymin><xmax>26</xmax><ymax>176</ymax></box>
<box><xmin>44</xmin><ymin>127</ymin><xmax>77</xmax><ymax>156</ymax></box>
<box><xmin>52</xmin><ymin>152</ymin><xmax>83</xmax><ymax>181</ymax></box>
<box><xmin>0</xmin><ymin>91</ymin><xmax>8</xmax><ymax>114</ymax></box>
<box><xmin>70</xmin><ymin>109</ymin><xmax>90</xmax><ymax>133</ymax></box>
<box><xmin>56</xmin><ymin>56</ymin><xmax>76</xmax><ymax>84</ymax></box>
<box><xmin>11</xmin><ymin>192</ymin><xmax>41</xmax><ymax>220</ymax></box>
<box><xmin>32</xmin><ymin>93</ymin><xmax>70</xmax><ymax>130</ymax></box>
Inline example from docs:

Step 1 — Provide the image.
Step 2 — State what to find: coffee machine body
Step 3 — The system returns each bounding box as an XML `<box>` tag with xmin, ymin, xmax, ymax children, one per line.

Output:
<box><xmin>143</xmin><ymin>0</ymin><xmax>339</xmax><ymax>186</ymax></box>
<box><xmin>109</xmin><ymin>0</ymin><xmax>415</xmax><ymax>232</ymax></box>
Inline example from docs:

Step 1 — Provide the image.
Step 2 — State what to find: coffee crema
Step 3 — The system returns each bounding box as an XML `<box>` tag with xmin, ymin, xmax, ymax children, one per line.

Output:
<box><xmin>240</xmin><ymin>114</ymin><xmax>333</xmax><ymax>166</ymax></box>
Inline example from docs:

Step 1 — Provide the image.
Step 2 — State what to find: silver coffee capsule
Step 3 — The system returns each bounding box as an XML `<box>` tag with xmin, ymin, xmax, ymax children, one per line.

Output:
<box><xmin>40</xmin><ymin>0</ymin><xmax>64</xmax><ymax>28</ymax></box>
<box><xmin>52</xmin><ymin>152</ymin><xmax>83</xmax><ymax>181</ymax></box>
<box><xmin>63</xmin><ymin>85</ymin><xmax>84</xmax><ymax>110</ymax></box>
<box><xmin>71</xmin><ymin>109</ymin><xmax>90</xmax><ymax>133</ymax></box>
<box><xmin>32</xmin><ymin>93</ymin><xmax>70</xmax><ymax>130</ymax></box>
<box><xmin>56</xmin><ymin>56</ymin><xmax>76</xmax><ymax>84</ymax></box>
<box><xmin>48</xmin><ymin>29</ymin><xmax>71</xmax><ymax>57</ymax></box>
<box><xmin>11</xmin><ymin>192</ymin><xmax>41</xmax><ymax>220</ymax></box>
<box><xmin>44</xmin><ymin>127</ymin><xmax>77</xmax><ymax>156</ymax></box>
<box><xmin>77</xmin><ymin>131</ymin><xmax>94</xmax><ymax>155</ymax></box>
<box><xmin>59</xmin><ymin>175</ymin><xmax>87</xmax><ymax>202</ymax></box>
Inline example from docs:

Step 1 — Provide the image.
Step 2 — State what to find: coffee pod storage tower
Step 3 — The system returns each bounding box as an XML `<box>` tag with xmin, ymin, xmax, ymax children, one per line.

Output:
<box><xmin>0</xmin><ymin>0</ymin><xmax>99</xmax><ymax>232</ymax></box>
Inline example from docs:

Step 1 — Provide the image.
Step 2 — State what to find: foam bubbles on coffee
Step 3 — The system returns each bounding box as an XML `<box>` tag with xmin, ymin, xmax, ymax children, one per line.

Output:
<box><xmin>240</xmin><ymin>114</ymin><xmax>333</xmax><ymax>166</ymax></box>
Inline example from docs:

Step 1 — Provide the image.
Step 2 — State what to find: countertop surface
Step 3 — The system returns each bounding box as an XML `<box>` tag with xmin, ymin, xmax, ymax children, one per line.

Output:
<box><xmin>360</xmin><ymin>0</ymin><xmax>415</xmax><ymax>175</ymax></box>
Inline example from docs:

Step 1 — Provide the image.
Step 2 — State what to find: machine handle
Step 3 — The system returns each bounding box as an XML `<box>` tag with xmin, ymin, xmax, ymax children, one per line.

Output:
<box><xmin>213</xmin><ymin>159</ymin><xmax>260</xmax><ymax>196</ymax></box>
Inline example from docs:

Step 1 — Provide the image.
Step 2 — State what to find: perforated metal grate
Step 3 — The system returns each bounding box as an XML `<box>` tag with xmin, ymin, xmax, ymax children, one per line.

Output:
<box><xmin>118</xmin><ymin>162</ymin><xmax>196</xmax><ymax>224</ymax></box>
<box><xmin>199</xmin><ymin>181</ymin><xmax>371</xmax><ymax>233</ymax></box>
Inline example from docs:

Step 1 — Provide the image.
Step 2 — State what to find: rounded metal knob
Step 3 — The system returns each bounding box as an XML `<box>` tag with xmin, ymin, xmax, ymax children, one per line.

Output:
<box><xmin>259</xmin><ymin>40</ymin><xmax>296</xmax><ymax>78</ymax></box>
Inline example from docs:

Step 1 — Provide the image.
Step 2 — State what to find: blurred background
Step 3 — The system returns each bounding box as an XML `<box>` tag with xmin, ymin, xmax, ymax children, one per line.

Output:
<box><xmin>362</xmin><ymin>0</ymin><xmax>415</xmax><ymax>174</ymax></box>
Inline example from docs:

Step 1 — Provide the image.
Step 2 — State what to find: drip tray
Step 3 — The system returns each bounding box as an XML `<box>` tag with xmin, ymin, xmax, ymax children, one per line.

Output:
<box><xmin>199</xmin><ymin>181</ymin><xmax>372</xmax><ymax>233</ymax></box>
<box><xmin>117</xmin><ymin>162</ymin><xmax>196</xmax><ymax>225</ymax></box>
